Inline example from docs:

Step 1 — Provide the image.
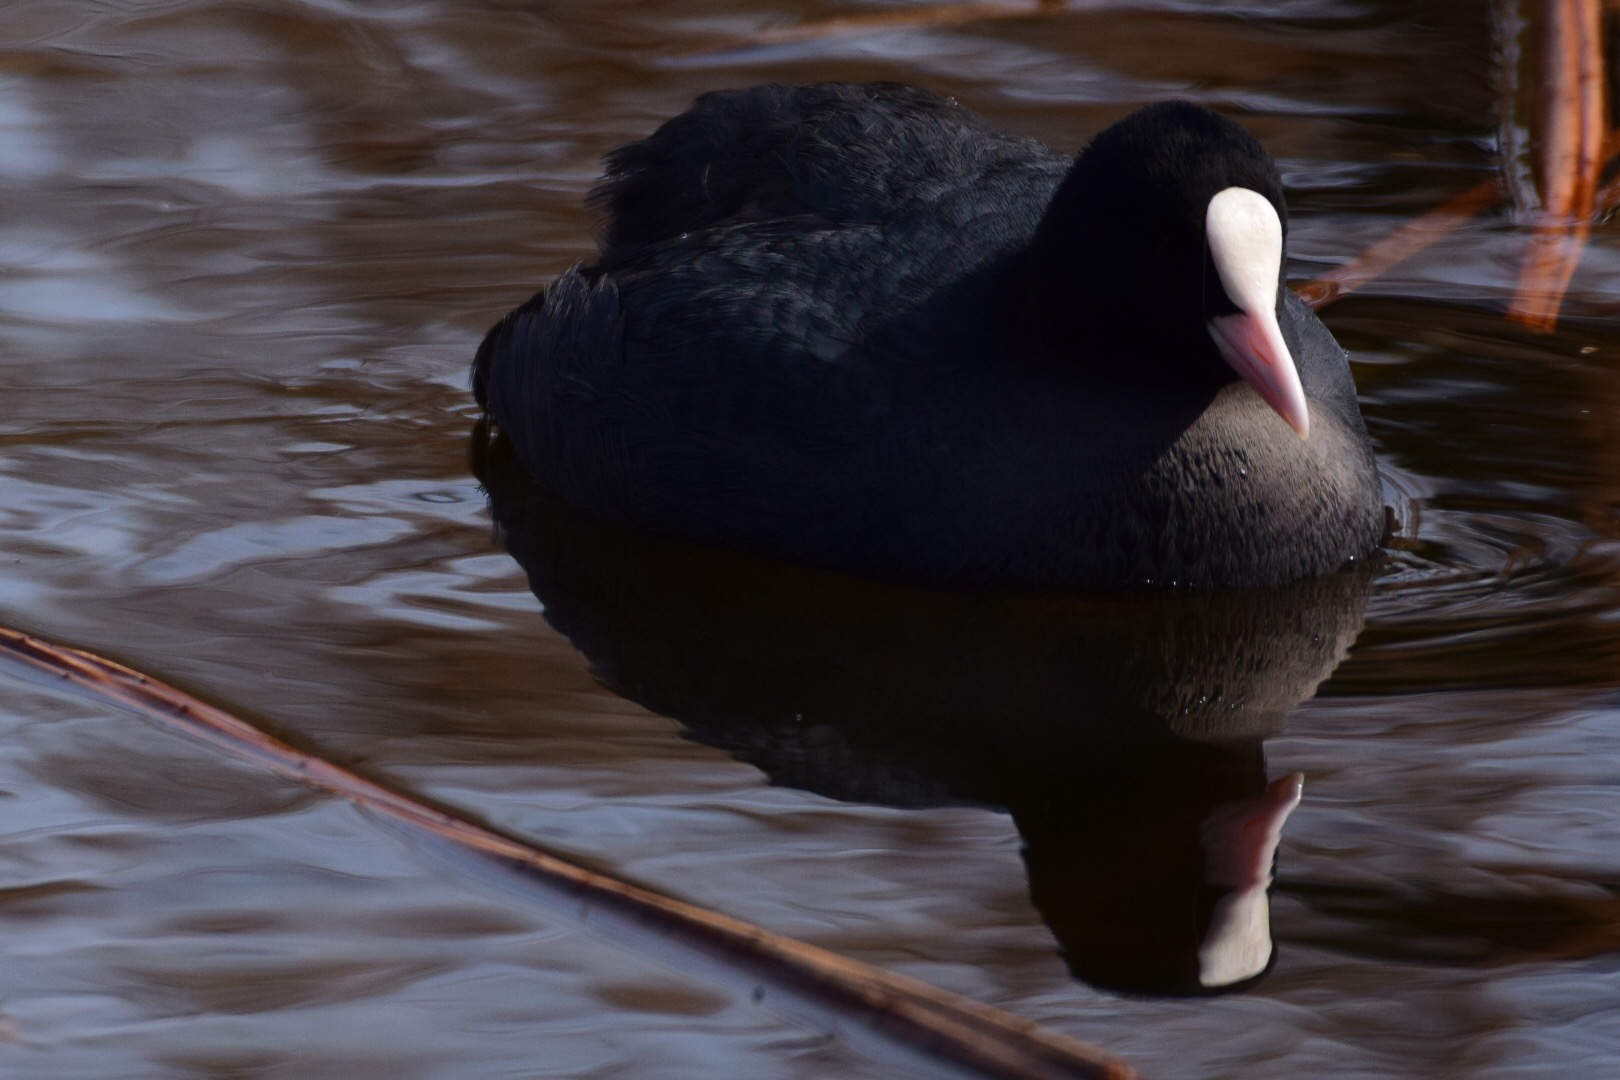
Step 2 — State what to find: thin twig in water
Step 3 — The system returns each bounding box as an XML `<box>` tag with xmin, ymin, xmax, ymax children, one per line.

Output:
<box><xmin>0</xmin><ymin>626</ymin><xmax>1135</xmax><ymax>1080</ymax></box>
<box><xmin>1293</xmin><ymin>179</ymin><xmax>1503</xmax><ymax>310</ymax></box>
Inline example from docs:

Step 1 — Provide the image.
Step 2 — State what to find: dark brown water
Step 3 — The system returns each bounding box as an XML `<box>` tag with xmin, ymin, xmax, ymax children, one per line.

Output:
<box><xmin>2</xmin><ymin>1</ymin><xmax>1619</xmax><ymax>1077</ymax></box>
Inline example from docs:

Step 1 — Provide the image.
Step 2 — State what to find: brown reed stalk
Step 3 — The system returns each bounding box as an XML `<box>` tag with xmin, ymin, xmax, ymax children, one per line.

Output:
<box><xmin>0</xmin><ymin>625</ymin><xmax>1136</xmax><ymax>1080</ymax></box>
<box><xmin>1293</xmin><ymin>179</ymin><xmax>1504</xmax><ymax>310</ymax></box>
<box><xmin>1506</xmin><ymin>0</ymin><xmax>1608</xmax><ymax>331</ymax></box>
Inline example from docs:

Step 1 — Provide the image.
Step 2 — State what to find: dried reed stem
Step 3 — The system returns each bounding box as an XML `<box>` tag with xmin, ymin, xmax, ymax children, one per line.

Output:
<box><xmin>1293</xmin><ymin>179</ymin><xmax>1503</xmax><ymax>310</ymax></box>
<box><xmin>1507</xmin><ymin>0</ymin><xmax>1607</xmax><ymax>331</ymax></box>
<box><xmin>0</xmin><ymin>626</ymin><xmax>1135</xmax><ymax>1080</ymax></box>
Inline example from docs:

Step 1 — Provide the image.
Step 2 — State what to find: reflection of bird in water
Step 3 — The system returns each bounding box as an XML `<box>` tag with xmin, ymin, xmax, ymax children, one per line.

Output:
<box><xmin>474</xmin><ymin>84</ymin><xmax>1384</xmax><ymax>591</ymax></box>
<box><xmin>473</xmin><ymin>428</ymin><xmax>1373</xmax><ymax>997</ymax></box>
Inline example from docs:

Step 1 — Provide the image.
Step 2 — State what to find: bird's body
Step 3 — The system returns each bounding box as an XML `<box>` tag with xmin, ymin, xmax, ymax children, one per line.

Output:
<box><xmin>476</xmin><ymin>83</ymin><xmax>1384</xmax><ymax>588</ymax></box>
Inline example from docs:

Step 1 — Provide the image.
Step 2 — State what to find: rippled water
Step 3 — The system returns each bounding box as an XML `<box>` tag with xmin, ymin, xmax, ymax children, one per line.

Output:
<box><xmin>1</xmin><ymin>1</ymin><xmax>1618</xmax><ymax>1077</ymax></box>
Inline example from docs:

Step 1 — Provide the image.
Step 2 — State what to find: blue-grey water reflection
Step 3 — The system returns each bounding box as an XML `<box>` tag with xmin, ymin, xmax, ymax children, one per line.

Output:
<box><xmin>1</xmin><ymin>2</ymin><xmax>1618</xmax><ymax>1078</ymax></box>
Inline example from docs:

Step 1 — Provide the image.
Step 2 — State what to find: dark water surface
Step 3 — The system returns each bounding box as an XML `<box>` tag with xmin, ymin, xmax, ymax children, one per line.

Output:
<box><xmin>2</xmin><ymin>1</ymin><xmax>1618</xmax><ymax>1077</ymax></box>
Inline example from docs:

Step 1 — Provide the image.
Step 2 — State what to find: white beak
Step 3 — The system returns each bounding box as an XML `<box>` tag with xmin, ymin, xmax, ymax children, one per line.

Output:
<box><xmin>1205</xmin><ymin>187</ymin><xmax>1310</xmax><ymax>440</ymax></box>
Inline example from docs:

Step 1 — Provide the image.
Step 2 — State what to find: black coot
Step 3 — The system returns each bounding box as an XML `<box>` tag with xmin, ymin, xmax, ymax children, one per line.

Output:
<box><xmin>475</xmin><ymin>83</ymin><xmax>1384</xmax><ymax>588</ymax></box>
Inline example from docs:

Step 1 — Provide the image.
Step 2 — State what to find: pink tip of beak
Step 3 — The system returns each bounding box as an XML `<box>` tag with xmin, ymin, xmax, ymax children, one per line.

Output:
<box><xmin>1201</xmin><ymin>772</ymin><xmax>1305</xmax><ymax>890</ymax></box>
<box><xmin>1208</xmin><ymin>308</ymin><xmax>1311</xmax><ymax>440</ymax></box>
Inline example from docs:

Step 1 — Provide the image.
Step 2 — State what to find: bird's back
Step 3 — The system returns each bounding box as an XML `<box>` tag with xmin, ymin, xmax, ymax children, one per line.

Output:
<box><xmin>592</xmin><ymin>82</ymin><xmax>1062</xmax><ymax>261</ymax></box>
<box><xmin>478</xmin><ymin>84</ymin><xmax>1084</xmax><ymax>575</ymax></box>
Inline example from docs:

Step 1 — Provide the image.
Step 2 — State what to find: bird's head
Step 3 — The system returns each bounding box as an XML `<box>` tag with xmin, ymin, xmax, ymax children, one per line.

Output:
<box><xmin>1024</xmin><ymin>101</ymin><xmax>1309</xmax><ymax>439</ymax></box>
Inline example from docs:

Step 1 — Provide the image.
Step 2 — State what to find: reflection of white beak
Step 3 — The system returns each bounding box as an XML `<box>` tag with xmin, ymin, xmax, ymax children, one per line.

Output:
<box><xmin>1197</xmin><ymin>772</ymin><xmax>1304</xmax><ymax>987</ymax></box>
<box><xmin>1205</xmin><ymin>187</ymin><xmax>1311</xmax><ymax>440</ymax></box>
